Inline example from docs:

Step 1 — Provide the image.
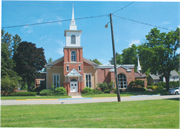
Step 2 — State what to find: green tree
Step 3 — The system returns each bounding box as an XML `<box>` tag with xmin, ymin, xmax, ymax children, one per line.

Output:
<box><xmin>109</xmin><ymin>52</ymin><xmax>122</xmax><ymax>65</ymax></box>
<box><xmin>122</xmin><ymin>44</ymin><xmax>138</xmax><ymax>71</ymax></box>
<box><xmin>138</xmin><ymin>28</ymin><xmax>179</xmax><ymax>91</ymax></box>
<box><xmin>12</xmin><ymin>34</ymin><xmax>21</xmax><ymax>56</ymax></box>
<box><xmin>89</xmin><ymin>58</ymin><xmax>102</xmax><ymax>65</ymax></box>
<box><xmin>13</xmin><ymin>41</ymin><xmax>47</xmax><ymax>90</ymax></box>
<box><xmin>43</xmin><ymin>57</ymin><xmax>53</xmax><ymax>72</ymax></box>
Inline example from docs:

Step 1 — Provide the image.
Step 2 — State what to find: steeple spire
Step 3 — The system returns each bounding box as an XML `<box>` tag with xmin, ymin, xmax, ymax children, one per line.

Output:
<box><xmin>69</xmin><ymin>4</ymin><xmax>77</xmax><ymax>30</ymax></box>
<box><xmin>137</xmin><ymin>54</ymin><xmax>142</xmax><ymax>73</ymax></box>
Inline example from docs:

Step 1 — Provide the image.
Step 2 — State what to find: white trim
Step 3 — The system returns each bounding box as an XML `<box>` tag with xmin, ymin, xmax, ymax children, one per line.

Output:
<box><xmin>53</xmin><ymin>74</ymin><xmax>60</xmax><ymax>88</ymax></box>
<box><xmin>45</xmin><ymin>57</ymin><xmax>64</xmax><ymax>67</ymax></box>
<box><xmin>85</xmin><ymin>73</ymin><xmax>92</xmax><ymax>88</ymax></box>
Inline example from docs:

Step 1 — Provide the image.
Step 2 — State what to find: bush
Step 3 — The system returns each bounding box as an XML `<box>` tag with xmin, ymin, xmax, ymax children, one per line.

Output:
<box><xmin>157</xmin><ymin>86</ymin><xmax>164</xmax><ymax>90</ymax></box>
<box><xmin>39</xmin><ymin>89</ymin><xmax>54</xmax><ymax>96</ymax></box>
<box><xmin>128</xmin><ymin>88</ymin><xmax>145</xmax><ymax>91</ymax></box>
<box><xmin>55</xmin><ymin>87</ymin><xmax>67</xmax><ymax>95</ymax></box>
<box><xmin>108</xmin><ymin>81</ymin><xmax>115</xmax><ymax>89</ymax></box>
<box><xmin>104</xmin><ymin>89</ymin><xmax>111</xmax><ymax>93</ymax></box>
<box><xmin>10</xmin><ymin>92</ymin><xmax>36</xmax><ymax>96</ymax></box>
<box><xmin>1</xmin><ymin>76</ymin><xmax>20</xmax><ymax>96</ymax></box>
<box><xmin>93</xmin><ymin>89</ymin><xmax>102</xmax><ymax>94</ymax></box>
<box><xmin>82</xmin><ymin>87</ymin><xmax>94</xmax><ymax>95</ymax></box>
<box><xmin>97</xmin><ymin>82</ymin><xmax>108</xmax><ymax>92</ymax></box>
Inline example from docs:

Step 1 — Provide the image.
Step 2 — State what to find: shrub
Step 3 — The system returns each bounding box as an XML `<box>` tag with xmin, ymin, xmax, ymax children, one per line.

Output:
<box><xmin>55</xmin><ymin>87</ymin><xmax>67</xmax><ymax>95</ymax></box>
<box><xmin>98</xmin><ymin>82</ymin><xmax>108</xmax><ymax>92</ymax></box>
<box><xmin>39</xmin><ymin>89</ymin><xmax>54</xmax><ymax>96</ymax></box>
<box><xmin>157</xmin><ymin>86</ymin><xmax>164</xmax><ymax>90</ymax></box>
<box><xmin>1</xmin><ymin>76</ymin><xmax>20</xmax><ymax>96</ymax></box>
<box><xmin>93</xmin><ymin>89</ymin><xmax>102</xmax><ymax>94</ymax></box>
<box><xmin>82</xmin><ymin>87</ymin><xmax>94</xmax><ymax>95</ymax></box>
<box><xmin>128</xmin><ymin>88</ymin><xmax>145</xmax><ymax>91</ymax></box>
<box><xmin>108</xmin><ymin>81</ymin><xmax>115</xmax><ymax>89</ymax></box>
<box><xmin>104</xmin><ymin>89</ymin><xmax>111</xmax><ymax>93</ymax></box>
<box><xmin>10</xmin><ymin>92</ymin><xmax>36</xmax><ymax>96</ymax></box>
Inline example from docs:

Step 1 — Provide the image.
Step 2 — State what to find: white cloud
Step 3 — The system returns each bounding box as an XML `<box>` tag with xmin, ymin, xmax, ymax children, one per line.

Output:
<box><xmin>129</xmin><ymin>39</ymin><xmax>140</xmax><ymax>47</ymax></box>
<box><xmin>21</xmin><ymin>25</ymin><xmax>33</xmax><ymax>34</ymax></box>
<box><xmin>37</xmin><ymin>18</ymin><xmax>43</xmax><ymax>23</ymax></box>
<box><xmin>98</xmin><ymin>59</ymin><xmax>110</xmax><ymax>65</ymax></box>
<box><xmin>162</xmin><ymin>21</ymin><xmax>170</xmax><ymax>25</ymax></box>
<box><xmin>39</xmin><ymin>35</ymin><xmax>47</xmax><ymax>40</ymax></box>
<box><xmin>56</xmin><ymin>40</ymin><xmax>65</xmax><ymax>56</ymax></box>
<box><xmin>178</xmin><ymin>25</ymin><xmax>180</xmax><ymax>28</ymax></box>
<box><xmin>56</xmin><ymin>16</ymin><xmax>62</xmax><ymax>26</ymax></box>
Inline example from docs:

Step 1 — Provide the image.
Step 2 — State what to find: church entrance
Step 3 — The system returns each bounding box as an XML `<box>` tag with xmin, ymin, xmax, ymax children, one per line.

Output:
<box><xmin>70</xmin><ymin>79</ymin><xmax>78</xmax><ymax>92</ymax></box>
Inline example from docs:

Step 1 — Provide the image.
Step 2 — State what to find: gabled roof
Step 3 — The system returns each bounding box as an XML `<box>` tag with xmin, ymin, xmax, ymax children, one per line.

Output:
<box><xmin>66</xmin><ymin>68</ymin><xmax>82</xmax><ymax>77</ymax></box>
<box><xmin>83</xmin><ymin>58</ymin><xmax>99</xmax><ymax>66</ymax></box>
<box><xmin>170</xmin><ymin>70</ymin><xmax>179</xmax><ymax>77</ymax></box>
<box><xmin>44</xmin><ymin>56</ymin><xmax>64</xmax><ymax>67</ymax></box>
<box><xmin>149</xmin><ymin>74</ymin><xmax>160</xmax><ymax>80</ymax></box>
<box><xmin>135</xmin><ymin>72</ymin><xmax>146</xmax><ymax>78</ymax></box>
<box><xmin>108</xmin><ymin>65</ymin><xmax>134</xmax><ymax>72</ymax></box>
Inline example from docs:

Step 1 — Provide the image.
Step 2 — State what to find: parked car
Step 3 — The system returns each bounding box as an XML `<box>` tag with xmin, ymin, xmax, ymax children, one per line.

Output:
<box><xmin>168</xmin><ymin>87</ymin><xmax>180</xmax><ymax>95</ymax></box>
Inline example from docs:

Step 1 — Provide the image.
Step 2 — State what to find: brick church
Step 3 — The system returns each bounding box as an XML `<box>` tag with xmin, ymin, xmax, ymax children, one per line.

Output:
<box><xmin>43</xmin><ymin>6</ymin><xmax>147</xmax><ymax>94</ymax></box>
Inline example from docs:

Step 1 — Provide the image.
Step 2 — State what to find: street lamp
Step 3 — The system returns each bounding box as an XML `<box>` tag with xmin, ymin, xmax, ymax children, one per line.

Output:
<box><xmin>105</xmin><ymin>13</ymin><xmax>121</xmax><ymax>102</ymax></box>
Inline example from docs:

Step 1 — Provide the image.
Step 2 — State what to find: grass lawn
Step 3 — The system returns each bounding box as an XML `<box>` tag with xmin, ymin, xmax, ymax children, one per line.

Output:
<box><xmin>1</xmin><ymin>99</ymin><xmax>179</xmax><ymax>128</ymax></box>
<box><xmin>1</xmin><ymin>95</ymin><xmax>71</xmax><ymax>100</ymax></box>
<box><xmin>82</xmin><ymin>90</ymin><xmax>168</xmax><ymax>98</ymax></box>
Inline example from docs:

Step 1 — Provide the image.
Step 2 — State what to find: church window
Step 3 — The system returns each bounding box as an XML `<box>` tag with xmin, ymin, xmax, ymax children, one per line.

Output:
<box><xmin>67</xmin><ymin>66</ymin><xmax>69</xmax><ymax>72</ymax></box>
<box><xmin>53</xmin><ymin>74</ymin><xmax>60</xmax><ymax>88</ymax></box>
<box><xmin>71</xmin><ymin>35</ymin><xmax>76</xmax><ymax>44</ymax></box>
<box><xmin>79</xmin><ymin>65</ymin><xmax>81</xmax><ymax>71</ymax></box>
<box><xmin>117</xmin><ymin>73</ymin><xmax>127</xmax><ymax>89</ymax></box>
<box><xmin>71</xmin><ymin>51</ymin><xmax>76</xmax><ymax>62</ymax></box>
<box><xmin>85</xmin><ymin>74</ymin><xmax>91</xmax><ymax>88</ymax></box>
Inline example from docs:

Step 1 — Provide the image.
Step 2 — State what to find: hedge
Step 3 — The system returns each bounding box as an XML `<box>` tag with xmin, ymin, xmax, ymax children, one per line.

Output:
<box><xmin>39</xmin><ymin>89</ymin><xmax>54</xmax><ymax>96</ymax></box>
<box><xmin>10</xmin><ymin>92</ymin><xmax>37</xmax><ymax>96</ymax></box>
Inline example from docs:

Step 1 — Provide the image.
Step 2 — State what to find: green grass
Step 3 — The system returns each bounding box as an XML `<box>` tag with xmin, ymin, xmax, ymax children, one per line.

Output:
<box><xmin>1</xmin><ymin>95</ymin><xmax>71</xmax><ymax>100</ymax></box>
<box><xmin>1</xmin><ymin>99</ymin><xmax>179</xmax><ymax>128</ymax></box>
<box><xmin>82</xmin><ymin>90</ymin><xmax>168</xmax><ymax>98</ymax></box>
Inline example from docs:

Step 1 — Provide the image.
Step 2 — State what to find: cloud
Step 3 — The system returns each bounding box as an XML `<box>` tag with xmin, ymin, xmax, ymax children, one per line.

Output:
<box><xmin>162</xmin><ymin>21</ymin><xmax>170</xmax><ymax>25</ymax></box>
<box><xmin>37</xmin><ymin>18</ymin><xmax>43</xmax><ymax>23</ymax></box>
<box><xmin>178</xmin><ymin>25</ymin><xmax>180</xmax><ymax>28</ymax></box>
<box><xmin>39</xmin><ymin>35</ymin><xmax>47</xmax><ymax>40</ymax></box>
<box><xmin>129</xmin><ymin>39</ymin><xmax>140</xmax><ymax>47</ymax></box>
<box><xmin>56</xmin><ymin>40</ymin><xmax>65</xmax><ymax>56</ymax></box>
<box><xmin>56</xmin><ymin>16</ymin><xmax>62</xmax><ymax>26</ymax></box>
<box><xmin>176</xmin><ymin>48</ymin><xmax>180</xmax><ymax>54</ymax></box>
<box><xmin>21</xmin><ymin>25</ymin><xmax>33</xmax><ymax>34</ymax></box>
<box><xmin>98</xmin><ymin>59</ymin><xmax>110</xmax><ymax>65</ymax></box>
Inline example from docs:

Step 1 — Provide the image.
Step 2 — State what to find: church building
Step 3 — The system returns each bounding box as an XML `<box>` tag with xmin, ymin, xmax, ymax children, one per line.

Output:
<box><xmin>44</xmin><ymin>6</ymin><xmax>147</xmax><ymax>94</ymax></box>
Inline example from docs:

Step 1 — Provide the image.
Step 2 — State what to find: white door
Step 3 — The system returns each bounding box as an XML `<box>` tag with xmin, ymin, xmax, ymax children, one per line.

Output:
<box><xmin>70</xmin><ymin>81</ymin><xmax>78</xmax><ymax>92</ymax></box>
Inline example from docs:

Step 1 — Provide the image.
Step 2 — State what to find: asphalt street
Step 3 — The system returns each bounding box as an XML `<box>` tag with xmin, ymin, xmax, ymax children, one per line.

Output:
<box><xmin>1</xmin><ymin>95</ymin><xmax>179</xmax><ymax>105</ymax></box>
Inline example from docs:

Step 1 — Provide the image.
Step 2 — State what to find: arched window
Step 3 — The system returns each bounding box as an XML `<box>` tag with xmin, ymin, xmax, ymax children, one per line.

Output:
<box><xmin>71</xmin><ymin>51</ymin><xmax>76</xmax><ymax>62</ymax></box>
<box><xmin>71</xmin><ymin>35</ymin><xmax>76</xmax><ymax>44</ymax></box>
<box><xmin>118</xmin><ymin>73</ymin><xmax>127</xmax><ymax>89</ymax></box>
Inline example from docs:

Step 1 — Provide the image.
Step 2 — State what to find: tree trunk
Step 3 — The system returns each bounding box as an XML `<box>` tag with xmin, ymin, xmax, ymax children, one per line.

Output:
<box><xmin>165</xmin><ymin>76</ymin><xmax>170</xmax><ymax>91</ymax></box>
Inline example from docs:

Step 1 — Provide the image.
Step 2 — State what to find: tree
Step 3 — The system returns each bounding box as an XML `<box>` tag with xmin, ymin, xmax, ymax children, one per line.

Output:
<box><xmin>89</xmin><ymin>58</ymin><xmax>102</xmax><ymax>65</ymax></box>
<box><xmin>43</xmin><ymin>57</ymin><xmax>53</xmax><ymax>72</ymax></box>
<box><xmin>122</xmin><ymin>44</ymin><xmax>138</xmax><ymax>71</ymax></box>
<box><xmin>13</xmin><ymin>41</ymin><xmax>47</xmax><ymax>90</ymax></box>
<box><xmin>12</xmin><ymin>34</ymin><xmax>21</xmax><ymax>57</ymax></box>
<box><xmin>109</xmin><ymin>52</ymin><xmax>122</xmax><ymax>65</ymax></box>
<box><xmin>1</xmin><ymin>29</ymin><xmax>16</xmax><ymax>77</ymax></box>
<box><xmin>138</xmin><ymin>28</ymin><xmax>179</xmax><ymax>91</ymax></box>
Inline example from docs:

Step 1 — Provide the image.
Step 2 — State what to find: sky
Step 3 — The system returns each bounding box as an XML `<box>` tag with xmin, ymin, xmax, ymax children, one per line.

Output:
<box><xmin>1</xmin><ymin>1</ymin><xmax>180</xmax><ymax>65</ymax></box>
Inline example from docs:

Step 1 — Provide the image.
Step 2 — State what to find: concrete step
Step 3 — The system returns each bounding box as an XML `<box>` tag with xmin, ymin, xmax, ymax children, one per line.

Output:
<box><xmin>68</xmin><ymin>92</ymin><xmax>81</xmax><ymax>96</ymax></box>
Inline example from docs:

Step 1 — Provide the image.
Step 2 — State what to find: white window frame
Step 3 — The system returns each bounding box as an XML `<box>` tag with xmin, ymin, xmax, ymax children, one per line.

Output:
<box><xmin>79</xmin><ymin>65</ymin><xmax>81</xmax><ymax>72</ymax></box>
<box><xmin>67</xmin><ymin>65</ymin><xmax>69</xmax><ymax>72</ymax></box>
<box><xmin>117</xmin><ymin>73</ymin><xmax>127</xmax><ymax>89</ymax></box>
<box><xmin>53</xmin><ymin>74</ymin><xmax>60</xmax><ymax>88</ymax></box>
<box><xmin>71</xmin><ymin>51</ymin><xmax>76</xmax><ymax>62</ymax></box>
<box><xmin>71</xmin><ymin>35</ymin><xmax>76</xmax><ymax>44</ymax></box>
<box><xmin>85</xmin><ymin>73</ymin><xmax>92</xmax><ymax>88</ymax></box>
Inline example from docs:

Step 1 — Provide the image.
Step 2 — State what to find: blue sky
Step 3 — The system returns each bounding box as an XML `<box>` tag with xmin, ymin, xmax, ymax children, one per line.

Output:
<box><xmin>1</xmin><ymin>1</ymin><xmax>180</xmax><ymax>65</ymax></box>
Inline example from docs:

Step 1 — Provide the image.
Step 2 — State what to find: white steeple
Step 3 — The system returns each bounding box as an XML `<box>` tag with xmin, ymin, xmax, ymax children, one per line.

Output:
<box><xmin>137</xmin><ymin>54</ymin><xmax>142</xmax><ymax>73</ymax></box>
<box><xmin>69</xmin><ymin>4</ymin><xmax>77</xmax><ymax>30</ymax></box>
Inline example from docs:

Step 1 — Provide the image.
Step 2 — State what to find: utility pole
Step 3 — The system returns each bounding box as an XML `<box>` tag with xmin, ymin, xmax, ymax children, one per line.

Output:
<box><xmin>110</xmin><ymin>13</ymin><xmax>121</xmax><ymax>102</ymax></box>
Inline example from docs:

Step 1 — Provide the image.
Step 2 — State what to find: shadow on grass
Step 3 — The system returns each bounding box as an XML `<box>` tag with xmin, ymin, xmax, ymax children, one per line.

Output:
<box><xmin>165</xmin><ymin>98</ymin><xmax>180</xmax><ymax>101</ymax></box>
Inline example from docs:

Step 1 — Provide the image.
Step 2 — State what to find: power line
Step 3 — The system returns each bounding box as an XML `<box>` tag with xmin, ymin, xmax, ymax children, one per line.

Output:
<box><xmin>2</xmin><ymin>14</ymin><xmax>108</xmax><ymax>29</ymax></box>
<box><xmin>113</xmin><ymin>15</ymin><xmax>174</xmax><ymax>31</ymax></box>
<box><xmin>112</xmin><ymin>1</ymin><xmax>135</xmax><ymax>14</ymax></box>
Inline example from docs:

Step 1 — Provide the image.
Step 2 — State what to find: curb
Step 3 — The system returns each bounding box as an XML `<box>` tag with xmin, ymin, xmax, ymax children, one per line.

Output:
<box><xmin>130</xmin><ymin>95</ymin><xmax>160</xmax><ymax>97</ymax></box>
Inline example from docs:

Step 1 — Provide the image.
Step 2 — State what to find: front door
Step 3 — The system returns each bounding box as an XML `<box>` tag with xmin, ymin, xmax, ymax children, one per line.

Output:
<box><xmin>70</xmin><ymin>79</ymin><xmax>78</xmax><ymax>92</ymax></box>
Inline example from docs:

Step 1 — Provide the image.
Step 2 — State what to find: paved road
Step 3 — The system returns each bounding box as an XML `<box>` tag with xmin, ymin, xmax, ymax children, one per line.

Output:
<box><xmin>1</xmin><ymin>95</ymin><xmax>179</xmax><ymax>105</ymax></box>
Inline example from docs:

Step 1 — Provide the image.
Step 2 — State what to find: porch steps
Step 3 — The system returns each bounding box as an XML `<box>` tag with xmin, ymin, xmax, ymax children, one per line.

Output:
<box><xmin>68</xmin><ymin>92</ymin><xmax>82</xmax><ymax>98</ymax></box>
